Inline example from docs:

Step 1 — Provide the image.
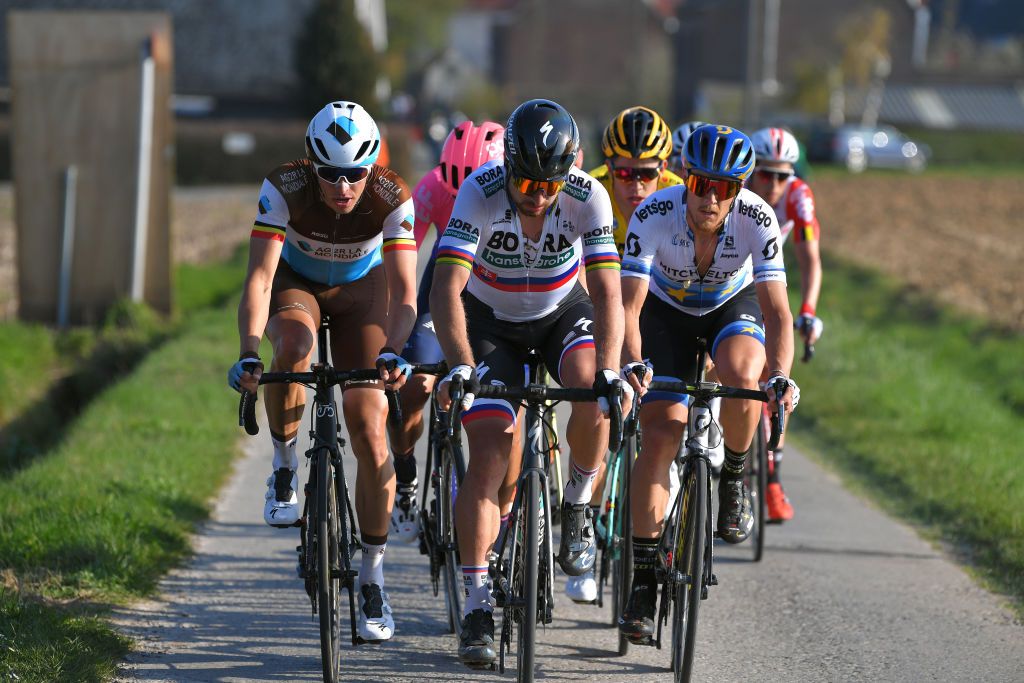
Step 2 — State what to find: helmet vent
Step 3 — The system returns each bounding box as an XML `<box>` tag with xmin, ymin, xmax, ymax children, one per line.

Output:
<box><xmin>314</xmin><ymin>138</ymin><xmax>330</xmax><ymax>161</ymax></box>
<box><xmin>355</xmin><ymin>140</ymin><xmax>371</xmax><ymax>162</ymax></box>
<box><xmin>726</xmin><ymin>141</ymin><xmax>743</xmax><ymax>170</ymax></box>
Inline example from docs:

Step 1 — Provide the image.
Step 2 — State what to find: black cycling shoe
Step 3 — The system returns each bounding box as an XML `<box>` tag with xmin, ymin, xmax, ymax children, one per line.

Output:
<box><xmin>717</xmin><ymin>475</ymin><xmax>753</xmax><ymax>544</ymax></box>
<box><xmin>618</xmin><ymin>581</ymin><xmax>657</xmax><ymax>645</ymax></box>
<box><xmin>557</xmin><ymin>503</ymin><xmax>596</xmax><ymax>577</ymax></box>
<box><xmin>458</xmin><ymin>609</ymin><xmax>497</xmax><ymax>669</ymax></box>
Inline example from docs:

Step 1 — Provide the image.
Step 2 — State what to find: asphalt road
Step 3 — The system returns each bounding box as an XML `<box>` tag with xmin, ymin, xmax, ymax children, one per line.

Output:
<box><xmin>112</xmin><ymin>392</ymin><xmax>1024</xmax><ymax>683</ymax></box>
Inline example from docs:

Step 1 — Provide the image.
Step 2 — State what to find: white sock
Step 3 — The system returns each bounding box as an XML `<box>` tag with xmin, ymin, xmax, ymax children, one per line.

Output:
<box><xmin>272</xmin><ymin>436</ymin><xmax>299</xmax><ymax>470</ymax></box>
<box><xmin>563</xmin><ymin>461</ymin><xmax>600</xmax><ymax>505</ymax></box>
<box><xmin>462</xmin><ymin>565</ymin><xmax>493</xmax><ymax>616</ymax></box>
<box><xmin>360</xmin><ymin>541</ymin><xmax>386</xmax><ymax>588</ymax></box>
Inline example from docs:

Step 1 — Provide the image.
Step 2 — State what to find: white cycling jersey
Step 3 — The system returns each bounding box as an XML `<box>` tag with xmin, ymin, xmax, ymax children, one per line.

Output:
<box><xmin>621</xmin><ymin>186</ymin><xmax>786</xmax><ymax>316</ymax></box>
<box><xmin>435</xmin><ymin>161</ymin><xmax>620</xmax><ymax>322</ymax></box>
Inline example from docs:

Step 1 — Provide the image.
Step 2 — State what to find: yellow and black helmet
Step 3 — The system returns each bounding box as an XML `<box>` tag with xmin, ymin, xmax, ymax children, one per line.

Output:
<box><xmin>601</xmin><ymin>106</ymin><xmax>673</xmax><ymax>161</ymax></box>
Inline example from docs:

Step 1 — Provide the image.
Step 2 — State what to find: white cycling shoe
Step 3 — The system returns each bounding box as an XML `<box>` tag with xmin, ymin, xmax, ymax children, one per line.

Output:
<box><xmin>264</xmin><ymin>468</ymin><xmax>300</xmax><ymax>527</ymax></box>
<box><xmin>564</xmin><ymin>543</ymin><xmax>597</xmax><ymax>603</ymax></box>
<box><xmin>357</xmin><ymin>583</ymin><xmax>395</xmax><ymax>642</ymax></box>
<box><xmin>390</xmin><ymin>484</ymin><xmax>420</xmax><ymax>544</ymax></box>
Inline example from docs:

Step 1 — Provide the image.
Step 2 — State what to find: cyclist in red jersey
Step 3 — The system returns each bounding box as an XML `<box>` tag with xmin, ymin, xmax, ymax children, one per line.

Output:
<box><xmin>228</xmin><ymin>101</ymin><xmax>417</xmax><ymax>642</ymax></box>
<box><xmin>748</xmin><ymin>126</ymin><xmax>824</xmax><ymax>522</ymax></box>
<box><xmin>388</xmin><ymin>120</ymin><xmax>505</xmax><ymax>544</ymax></box>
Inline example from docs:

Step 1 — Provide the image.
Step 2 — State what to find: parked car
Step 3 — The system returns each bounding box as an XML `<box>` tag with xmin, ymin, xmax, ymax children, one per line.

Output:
<box><xmin>808</xmin><ymin>124</ymin><xmax>930</xmax><ymax>173</ymax></box>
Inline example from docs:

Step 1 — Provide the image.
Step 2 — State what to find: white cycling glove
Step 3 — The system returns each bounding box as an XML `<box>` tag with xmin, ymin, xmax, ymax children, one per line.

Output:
<box><xmin>765</xmin><ymin>374</ymin><xmax>801</xmax><ymax>410</ymax></box>
<box><xmin>228</xmin><ymin>355</ymin><xmax>262</xmax><ymax>392</ymax></box>
<box><xmin>796</xmin><ymin>313</ymin><xmax>824</xmax><ymax>342</ymax></box>
<box><xmin>441</xmin><ymin>364</ymin><xmax>478</xmax><ymax>411</ymax></box>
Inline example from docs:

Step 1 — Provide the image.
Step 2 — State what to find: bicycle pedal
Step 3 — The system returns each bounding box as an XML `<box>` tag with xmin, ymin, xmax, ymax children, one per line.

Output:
<box><xmin>709</xmin><ymin>573</ymin><xmax>718</xmax><ymax>586</ymax></box>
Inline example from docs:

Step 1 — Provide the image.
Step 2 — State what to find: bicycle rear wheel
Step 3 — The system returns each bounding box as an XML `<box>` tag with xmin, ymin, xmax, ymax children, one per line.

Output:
<box><xmin>316</xmin><ymin>448</ymin><xmax>342</xmax><ymax>683</ymax></box>
<box><xmin>746</xmin><ymin>412</ymin><xmax>768</xmax><ymax>562</ymax></box>
<box><xmin>670</xmin><ymin>458</ymin><xmax>707</xmax><ymax>683</ymax></box>
<box><xmin>611</xmin><ymin>437</ymin><xmax>634</xmax><ymax>654</ymax></box>
<box><xmin>439</xmin><ymin>438</ymin><xmax>467</xmax><ymax>636</ymax></box>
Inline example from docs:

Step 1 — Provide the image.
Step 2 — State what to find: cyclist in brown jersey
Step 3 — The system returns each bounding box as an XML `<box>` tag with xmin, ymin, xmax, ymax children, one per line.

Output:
<box><xmin>228</xmin><ymin>101</ymin><xmax>417</xmax><ymax>643</ymax></box>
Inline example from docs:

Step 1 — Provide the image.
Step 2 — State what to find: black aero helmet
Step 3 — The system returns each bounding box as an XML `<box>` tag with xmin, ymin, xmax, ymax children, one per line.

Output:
<box><xmin>504</xmin><ymin>99</ymin><xmax>580</xmax><ymax>182</ymax></box>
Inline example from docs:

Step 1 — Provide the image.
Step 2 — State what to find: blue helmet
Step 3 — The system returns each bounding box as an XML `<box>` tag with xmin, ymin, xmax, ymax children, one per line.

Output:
<box><xmin>683</xmin><ymin>124</ymin><xmax>755</xmax><ymax>181</ymax></box>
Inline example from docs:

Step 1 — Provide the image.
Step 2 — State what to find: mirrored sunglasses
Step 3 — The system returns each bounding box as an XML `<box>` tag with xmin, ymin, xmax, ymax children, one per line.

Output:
<box><xmin>510</xmin><ymin>173</ymin><xmax>565</xmax><ymax>196</ymax></box>
<box><xmin>684</xmin><ymin>173</ymin><xmax>742</xmax><ymax>200</ymax></box>
<box><xmin>754</xmin><ymin>168</ymin><xmax>794</xmax><ymax>184</ymax></box>
<box><xmin>611</xmin><ymin>166</ymin><xmax>661</xmax><ymax>183</ymax></box>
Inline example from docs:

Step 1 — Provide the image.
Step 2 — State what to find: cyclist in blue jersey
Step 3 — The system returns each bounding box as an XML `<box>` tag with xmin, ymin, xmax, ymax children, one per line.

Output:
<box><xmin>616</xmin><ymin>124</ymin><xmax>799</xmax><ymax>644</ymax></box>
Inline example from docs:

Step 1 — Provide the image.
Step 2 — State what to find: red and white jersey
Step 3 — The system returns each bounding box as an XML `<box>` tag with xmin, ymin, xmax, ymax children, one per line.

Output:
<box><xmin>774</xmin><ymin>176</ymin><xmax>820</xmax><ymax>245</ymax></box>
<box><xmin>411</xmin><ymin>167</ymin><xmax>456</xmax><ymax>251</ymax></box>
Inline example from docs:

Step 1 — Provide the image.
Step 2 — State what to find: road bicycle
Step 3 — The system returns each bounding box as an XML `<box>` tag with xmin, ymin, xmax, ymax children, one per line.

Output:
<box><xmin>597</xmin><ymin>366</ymin><xmax>644</xmax><ymax>655</ymax></box>
<box><xmin>238</xmin><ymin>316</ymin><xmax>400</xmax><ymax>683</ymax></box>
<box><xmin>448</xmin><ymin>370</ymin><xmax>623</xmax><ymax>682</ymax></box>
<box><xmin>648</xmin><ymin>338</ymin><xmax>783</xmax><ymax>683</ymax></box>
<box><xmin>413</xmin><ymin>361</ymin><xmax>475</xmax><ymax>636</ymax></box>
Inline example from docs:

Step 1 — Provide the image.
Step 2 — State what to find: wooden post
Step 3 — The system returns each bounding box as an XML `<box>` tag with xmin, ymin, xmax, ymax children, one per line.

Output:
<box><xmin>9</xmin><ymin>11</ymin><xmax>174</xmax><ymax>324</ymax></box>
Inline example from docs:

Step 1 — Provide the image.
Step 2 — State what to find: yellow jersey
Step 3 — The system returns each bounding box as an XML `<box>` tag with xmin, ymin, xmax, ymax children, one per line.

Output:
<box><xmin>589</xmin><ymin>164</ymin><xmax>686</xmax><ymax>254</ymax></box>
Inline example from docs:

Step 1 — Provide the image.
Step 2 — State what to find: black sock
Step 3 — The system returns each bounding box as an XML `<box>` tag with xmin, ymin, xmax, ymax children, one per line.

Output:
<box><xmin>768</xmin><ymin>447</ymin><xmax>784</xmax><ymax>484</ymax></box>
<box><xmin>722</xmin><ymin>445</ymin><xmax>746</xmax><ymax>479</ymax></box>
<box><xmin>631</xmin><ymin>537</ymin><xmax>659</xmax><ymax>588</ymax></box>
<box><xmin>393</xmin><ymin>451</ymin><xmax>417</xmax><ymax>487</ymax></box>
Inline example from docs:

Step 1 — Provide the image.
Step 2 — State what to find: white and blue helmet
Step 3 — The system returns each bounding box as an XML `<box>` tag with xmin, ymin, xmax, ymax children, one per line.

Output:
<box><xmin>305</xmin><ymin>101</ymin><xmax>381</xmax><ymax>168</ymax></box>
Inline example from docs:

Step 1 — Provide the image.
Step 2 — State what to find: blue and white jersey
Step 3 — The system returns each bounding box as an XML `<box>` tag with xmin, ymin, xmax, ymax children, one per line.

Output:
<box><xmin>621</xmin><ymin>186</ymin><xmax>786</xmax><ymax>316</ymax></box>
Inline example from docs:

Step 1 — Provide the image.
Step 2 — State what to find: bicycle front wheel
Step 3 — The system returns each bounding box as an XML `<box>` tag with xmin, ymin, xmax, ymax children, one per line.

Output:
<box><xmin>611</xmin><ymin>437</ymin><xmax>635</xmax><ymax>654</ymax></box>
<box><xmin>316</xmin><ymin>449</ymin><xmax>342</xmax><ymax>683</ymax></box>
<box><xmin>670</xmin><ymin>457</ymin><xmax>707</xmax><ymax>683</ymax></box>
<box><xmin>746</xmin><ymin>412</ymin><xmax>769</xmax><ymax>562</ymax></box>
<box><xmin>512</xmin><ymin>471</ymin><xmax>540</xmax><ymax>683</ymax></box>
<box><xmin>440</xmin><ymin>438</ymin><xmax>466</xmax><ymax>636</ymax></box>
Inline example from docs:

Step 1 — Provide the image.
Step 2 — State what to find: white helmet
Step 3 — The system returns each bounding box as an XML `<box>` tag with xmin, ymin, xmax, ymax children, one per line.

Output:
<box><xmin>305</xmin><ymin>101</ymin><xmax>381</xmax><ymax>168</ymax></box>
<box><xmin>751</xmin><ymin>127</ymin><xmax>800</xmax><ymax>164</ymax></box>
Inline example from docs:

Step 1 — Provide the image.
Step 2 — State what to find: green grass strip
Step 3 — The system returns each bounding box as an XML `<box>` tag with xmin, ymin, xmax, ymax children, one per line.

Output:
<box><xmin>788</xmin><ymin>250</ymin><xmax>1024</xmax><ymax>609</ymax></box>
<box><xmin>0</xmin><ymin>248</ymin><xmax>248</xmax><ymax>681</ymax></box>
<box><xmin>0</xmin><ymin>304</ymin><xmax>242</xmax><ymax>680</ymax></box>
<box><xmin>1</xmin><ymin>589</ymin><xmax>130</xmax><ymax>682</ymax></box>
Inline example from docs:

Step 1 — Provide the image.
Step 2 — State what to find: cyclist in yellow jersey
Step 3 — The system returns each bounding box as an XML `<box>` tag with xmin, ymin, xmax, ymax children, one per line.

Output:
<box><xmin>590</xmin><ymin>106</ymin><xmax>685</xmax><ymax>256</ymax></box>
<box><xmin>563</xmin><ymin>106</ymin><xmax>683</xmax><ymax>604</ymax></box>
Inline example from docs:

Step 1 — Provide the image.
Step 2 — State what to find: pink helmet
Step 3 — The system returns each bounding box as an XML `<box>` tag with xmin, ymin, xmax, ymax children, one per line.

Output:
<box><xmin>439</xmin><ymin>120</ymin><xmax>505</xmax><ymax>196</ymax></box>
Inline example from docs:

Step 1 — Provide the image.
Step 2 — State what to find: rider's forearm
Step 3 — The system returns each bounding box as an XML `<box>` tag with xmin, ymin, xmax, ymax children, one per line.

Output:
<box><xmin>590</xmin><ymin>277</ymin><xmax>625</xmax><ymax>371</ymax></box>
<box><xmin>238</xmin><ymin>274</ymin><xmax>272</xmax><ymax>357</ymax></box>
<box><xmin>620</xmin><ymin>278</ymin><xmax>647</xmax><ymax>363</ymax></box>
<box><xmin>429</xmin><ymin>273</ymin><xmax>475</xmax><ymax>368</ymax></box>
<box><xmin>796</xmin><ymin>242</ymin><xmax>822</xmax><ymax>314</ymax></box>
<box><xmin>763</xmin><ymin>307</ymin><xmax>795</xmax><ymax>377</ymax></box>
<box><xmin>382</xmin><ymin>251</ymin><xmax>417</xmax><ymax>352</ymax></box>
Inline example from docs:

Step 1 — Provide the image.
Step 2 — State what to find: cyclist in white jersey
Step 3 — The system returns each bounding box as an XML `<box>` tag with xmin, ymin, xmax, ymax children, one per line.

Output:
<box><xmin>430</xmin><ymin>99</ymin><xmax>628</xmax><ymax>669</ymax></box>
<box><xmin>617</xmin><ymin>124</ymin><xmax>799</xmax><ymax>644</ymax></box>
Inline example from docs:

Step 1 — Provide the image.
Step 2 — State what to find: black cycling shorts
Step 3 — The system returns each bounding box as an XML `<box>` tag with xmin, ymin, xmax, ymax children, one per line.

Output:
<box><xmin>640</xmin><ymin>284</ymin><xmax>764</xmax><ymax>405</ymax></box>
<box><xmin>462</xmin><ymin>283</ymin><xmax>595</xmax><ymax>426</ymax></box>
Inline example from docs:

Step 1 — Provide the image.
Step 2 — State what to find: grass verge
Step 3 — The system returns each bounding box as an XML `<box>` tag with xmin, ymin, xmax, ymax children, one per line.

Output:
<box><xmin>0</xmin><ymin>251</ymin><xmax>247</xmax><ymax>681</ymax></box>
<box><xmin>787</xmin><ymin>248</ymin><xmax>1024</xmax><ymax>610</ymax></box>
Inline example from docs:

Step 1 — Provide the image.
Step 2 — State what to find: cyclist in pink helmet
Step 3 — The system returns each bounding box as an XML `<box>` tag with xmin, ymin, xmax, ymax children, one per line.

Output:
<box><xmin>389</xmin><ymin>120</ymin><xmax>505</xmax><ymax>544</ymax></box>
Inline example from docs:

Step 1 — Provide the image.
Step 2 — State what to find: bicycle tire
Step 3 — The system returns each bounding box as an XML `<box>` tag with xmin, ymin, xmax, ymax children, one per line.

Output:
<box><xmin>514</xmin><ymin>471</ymin><xmax>541</xmax><ymax>682</ymax></box>
<box><xmin>671</xmin><ymin>457</ymin><xmax>707</xmax><ymax>683</ymax></box>
<box><xmin>612</xmin><ymin>437</ymin><xmax>634</xmax><ymax>654</ymax></box>
<box><xmin>747</xmin><ymin>412</ymin><xmax>768</xmax><ymax>562</ymax></box>
<box><xmin>316</xmin><ymin>448</ymin><xmax>342</xmax><ymax>683</ymax></box>
<box><xmin>440</xmin><ymin>438</ymin><xmax>466</xmax><ymax>636</ymax></box>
